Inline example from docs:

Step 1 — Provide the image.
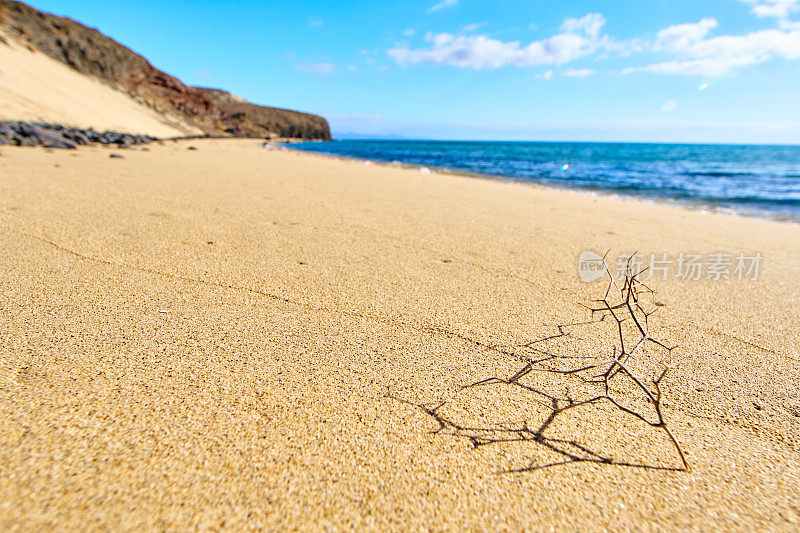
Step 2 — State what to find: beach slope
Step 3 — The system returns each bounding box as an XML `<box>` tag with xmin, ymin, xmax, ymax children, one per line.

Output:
<box><xmin>0</xmin><ymin>32</ymin><xmax>200</xmax><ymax>137</ymax></box>
<box><xmin>0</xmin><ymin>141</ymin><xmax>798</xmax><ymax>530</ymax></box>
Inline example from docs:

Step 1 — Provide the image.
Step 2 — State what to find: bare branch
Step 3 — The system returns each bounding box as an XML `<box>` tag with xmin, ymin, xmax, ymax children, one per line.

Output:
<box><xmin>394</xmin><ymin>256</ymin><xmax>690</xmax><ymax>472</ymax></box>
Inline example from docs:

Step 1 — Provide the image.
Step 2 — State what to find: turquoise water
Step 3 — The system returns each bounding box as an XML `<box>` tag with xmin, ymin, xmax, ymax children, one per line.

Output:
<box><xmin>287</xmin><ymin>140</ymin><xmax>800</xmax><ymax>221</ymax></box>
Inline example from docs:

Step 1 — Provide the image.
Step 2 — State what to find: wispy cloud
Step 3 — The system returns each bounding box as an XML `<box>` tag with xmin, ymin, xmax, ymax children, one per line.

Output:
<box><xmin>462</xmin><ymin>22</ymin><xmax>487</xmax><ymax>33</ymax></box>
<box><xmin>739</xmin><ymin>0</ymin><xmax>799</xmax><ymax>19</ymax></box>
<box><xmin>427</xmin><ymin>0</ymin><xmax>457</xmax><ymax>14</ymax></box>
<box><xmin>296</xmin><ymin>63</ymin><xmax>337</xmax><ymax>75</ymax></box>
<box><xmin>391</xmin><ymin>6</ymin><xmax>800</xmax><ymax>78</ymax></box>
<box><xmin>738</xmin><ymin>1</ymin><xmax>800</xmax><ymax>37</ymax></box>
<box><xmin>654</xmin><ymin>18</ymin><xmax>718</xmax><ymax>52</ymax></box>
<box><xmin>194</xmin><ymin>70</ymin><xmax>213</xmax><ymax>79</ymax></box>
<box><xmin>404</xmin><ymin>28</ymin><xmax>415</xmax><ymax>36</ymax></box>
<box><xmin>624</xmin><ymin>17</ymin><xmax>800</xmax><ymax>76</ymax></box>
<box><xmin>309</xmin><ymin>18</ymin><xmax>324</xmax><ymax>27</ymax></box>
<box><xmin>559</xmin><ymin>12</ymin><xmax>605</xmax><ymax>39</ymax></box>
<box><xmin>389</xmin><ymin>13</ymin><xmax>607</xmax><ymax>69</ymax></box>
<box><xmin>564</xmin><ymin>68</ymin><xmax>595</xmax><ymax>77</ymax></box>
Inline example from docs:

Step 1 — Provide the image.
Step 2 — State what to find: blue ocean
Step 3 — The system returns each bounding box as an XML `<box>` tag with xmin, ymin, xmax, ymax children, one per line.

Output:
<box><xmin>287</xmin><ymin>140</ymin><xmax>800</xmax><ymax>221</ymax></box>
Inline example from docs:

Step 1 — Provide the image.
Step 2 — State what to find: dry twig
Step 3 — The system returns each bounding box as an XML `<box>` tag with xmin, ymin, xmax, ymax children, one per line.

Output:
<box><xmin>398</xmin><ymin>255</ymin><xmax>690</xmax><ymax>472</ymax></box>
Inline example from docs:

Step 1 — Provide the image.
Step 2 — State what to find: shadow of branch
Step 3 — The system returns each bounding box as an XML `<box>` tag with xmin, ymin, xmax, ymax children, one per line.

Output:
<box><xmin>388</xmin><ymin>391</ymin><xmax>684</xmax><ymax>473</ymax></box>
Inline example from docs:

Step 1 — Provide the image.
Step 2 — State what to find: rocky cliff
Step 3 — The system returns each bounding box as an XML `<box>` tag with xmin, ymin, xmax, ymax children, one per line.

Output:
<box><xmin>0</xmin><ymin>0</ymin><xmax>331</xmax><ymax>140</ymax></box>
<box><xmin>196</xmin><ymin>88</ymin><xmax>331</xmax><ymax>140</ymax></box>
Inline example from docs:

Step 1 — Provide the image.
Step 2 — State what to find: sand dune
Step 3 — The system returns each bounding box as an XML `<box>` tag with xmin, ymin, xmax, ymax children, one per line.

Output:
<box><xmin>0</xmin><ymin>32</ymin><xmax>200</xmax><ymax>137</ymax></box>
<box><xmin>0</xmin><ymin>141</ymin><xmax>798</xmax><ymax>530</ymax></box>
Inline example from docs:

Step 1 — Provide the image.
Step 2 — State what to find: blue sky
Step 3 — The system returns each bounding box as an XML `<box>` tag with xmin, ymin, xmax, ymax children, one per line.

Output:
<box><xmin>29</xmin><ymin>0</ymin><xmax>800</xmax><ymax>143</ymax></box>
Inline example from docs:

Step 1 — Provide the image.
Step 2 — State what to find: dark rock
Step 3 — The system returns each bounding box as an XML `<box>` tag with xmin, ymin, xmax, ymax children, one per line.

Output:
<box><xmin>118</xmin><ymin>134</ymin><xmax>136</xmax><ymax>148</ymax></box>
<box><xmin>109</xmin><ymin>153</ymin><xmax>124</xmax><ymax>159</ymax></box>
<box><xmin>64</xmin><ymin>130</ymin><xmax>91</xmax><ymax>145</ymax></box>
<box><xmin>17</xmin><ymin>136</ymin><xmax>38</xmax><ymax>147</ymax></box>
<box><xmin>86</xmin><ymin>130</ymin><xmax>104</xmax><ymax>143</ymax></box>
<box><xmin>0</xmin><ymin>121</ymin><xmax>159</xmax><ymax>149</ymax></box>
<box><xmin>18</xmin><ymin>123</ymin><xmax>76</xmax><ymax>149</ymax></box>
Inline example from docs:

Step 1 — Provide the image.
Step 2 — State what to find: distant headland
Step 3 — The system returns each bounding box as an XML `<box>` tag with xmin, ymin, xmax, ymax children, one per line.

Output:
<box><xmin>0</xmin><ymin>0</ymin><xmax>331</xmax><ymax>141</ymax></box>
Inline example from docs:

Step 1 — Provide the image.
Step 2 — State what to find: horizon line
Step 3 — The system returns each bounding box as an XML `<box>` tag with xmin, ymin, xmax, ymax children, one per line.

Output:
<box><xmin>330</xmin><ymin>136</ymin><xmax>800</xmax><ymax>147</ymax></box>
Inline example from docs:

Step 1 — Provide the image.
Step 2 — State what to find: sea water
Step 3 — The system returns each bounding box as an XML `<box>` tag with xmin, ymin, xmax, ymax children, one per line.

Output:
<box><xmin>288</xmin><ymin>140</ymin><xmax>800</xmax><ymax>221</ymax></box>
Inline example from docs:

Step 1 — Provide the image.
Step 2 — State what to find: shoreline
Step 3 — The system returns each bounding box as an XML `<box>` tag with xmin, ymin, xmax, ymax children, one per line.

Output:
<box><xmin>281</xmin><ymin>141</ymin><xmax>800</xmax><ymax>226</ymax></box>
<box><xmin>3</xmin><ymin>135</ymin><xmax>797</xmax><ymax>226</ymax></box>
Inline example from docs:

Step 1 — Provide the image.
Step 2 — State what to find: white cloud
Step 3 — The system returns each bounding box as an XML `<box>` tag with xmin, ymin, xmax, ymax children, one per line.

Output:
<box><xmin>564</xmin><ymin>68</ymin><xmax>595</xmax><ymax>77</ymax></box>
<box><xmin>296</xmin><ymin>63</ymin><xmax>337</xmax><ymax>74</ymax></box>
<box><xmin>661</xmin><ymin>100</ymin><xmax>677</xmax><ymax>112</ymax></box>
<box><xmin>427</xmin><ymin>0</ymin><xmax>457</xmax><ymax>13</ymax></box>
<box><xmin>626</xmin><ymin>18</ymin><xmax>800</xmax><ymax>76</ymax></box>
<box><xmin>393</xmin><ymin>9</ymin><xmax>800</xmax><ymax>78</ymax></box>
<box><xmin>388</xmin><ymin>13</ymin><xmax>607</xmax><ymax>69</ymax></box>
<box><xmin>560</xmin><ymin>13</ymin><xmax>606</xmax><ymax>39</ymax></box>
<box><xmin>536</xmin><ymin>70</ymin><xmax>554</xmax><ymax>80</ymax></box>
<box><xmin>309</xmin><ymin>19</ymin><xmax>323</xmax><ymax>27</ymax></box>
<box><xmin>739</xmin><ymin>0</ymin><xmax>800</xmax><ymax>19</ymax></box>
<box><xmin>627</xmin><ymin>57</ymin><xmax>759</xmax><ymax>76</ymax></box>
<box><xmin>462</xmin><ymin>22</ymin><xmax>487</xmax><ymax>32</ymax></box>
<box><xmin>654</xmin><ymin>18</ymin><xmax>718</xmax><ymax>52</ymax></box>
<box><xmin>605</xmin><ymin>37</ymin><xmax>648</xmax><ymax>57</ymax></box>
<box><xmin>404</xmin><ymin>28</ymin><xmax>415</xmax><ymax>36</ymax></box>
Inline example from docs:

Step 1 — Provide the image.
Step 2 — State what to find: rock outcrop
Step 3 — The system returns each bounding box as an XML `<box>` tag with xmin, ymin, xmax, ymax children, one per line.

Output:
<box><xmin>0</xmin><ymin>121</ymin><xmax>157</xmax><ymax>148</ymax></box>
<box><xmin>196</xmin><ymin>88</ymin><xmax>331</xmax><ymax>141</ymax></box>
<box><xmin>0</xmin><ymin>0</ymin><xmax>331</xmax><ymax>140</ymax></box>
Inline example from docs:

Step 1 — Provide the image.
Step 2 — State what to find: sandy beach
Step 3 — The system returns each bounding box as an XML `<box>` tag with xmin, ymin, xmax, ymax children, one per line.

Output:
<box><xmin>0</xmin><ymin>33</ymin><xmax>198</xmax><ymax>138</ymax></box>
<box><xmin>1</xmin><ymin>139</ymin><xmax>798</xmax><ymax>530</ymax></box>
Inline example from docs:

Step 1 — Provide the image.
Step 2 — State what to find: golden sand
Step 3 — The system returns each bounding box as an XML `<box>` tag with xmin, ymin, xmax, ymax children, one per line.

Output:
<box><xmin>0</xmin><ymin>140</ymin><xmax>798</xmax><ymax>530</ymax></box>
<box><xmin>0</xmin><ymin>33</ymin><xmax>199</xmax><ymax>137</ymax></box>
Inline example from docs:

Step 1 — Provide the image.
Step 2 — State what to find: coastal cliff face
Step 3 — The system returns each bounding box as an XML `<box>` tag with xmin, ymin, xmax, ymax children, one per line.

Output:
<box><xmin>196</xmin><ymin>88</ymin><xmax>331</xmax><ymax>141</ymax></box>
<box><xmin>0</xmin><ymin>0</ymin><xmax>331</xmax><ymax>140</ymax></box>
